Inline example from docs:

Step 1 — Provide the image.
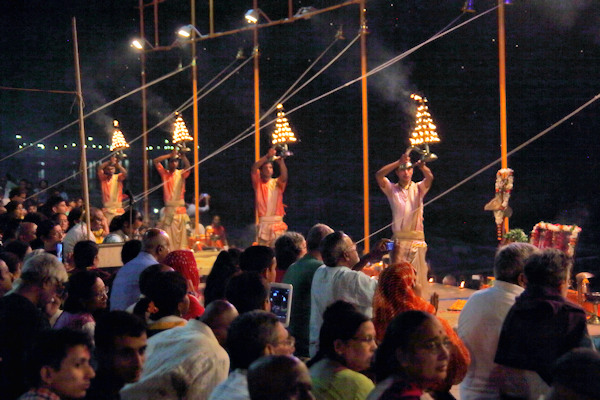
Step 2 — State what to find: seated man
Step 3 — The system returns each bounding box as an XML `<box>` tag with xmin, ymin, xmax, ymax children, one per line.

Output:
<box><xmin>248</xmin><ymin>355</ymin><xmax>314</xmax><ymax>400</ymax></box>
<box><xmin>495</xmin><ymin>248</ymin><xmax>593</xmax><ymax>400</ymax></box>
<box><xmin>208</xmin><ymin>310</ymin><xmax>295</xmax><ymax>400</ymax></box>
<box><xmin>20</xmin><ymin>328</ymin><xmax>95</xmax><ymax>400</ymax></box>
<box><xmin>120</xmin><ymin>300</ymin><xmax>238</xmax><ymax>400</ymax></box>
<box><xmin>86</xmin><ymin>311</ymin><xmax>147</xmax><ymax>400</ymax></box>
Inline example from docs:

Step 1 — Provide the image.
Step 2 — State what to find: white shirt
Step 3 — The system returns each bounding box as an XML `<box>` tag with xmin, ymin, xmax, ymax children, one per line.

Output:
<box><xmin>120</xmin><ymin>319</ymin><xmax>229</xmax><ymax>400</ymax></box>
<box><xmin>208</xmin><ymin>369</ymin><xmax>249</xmax><ymax>400</ymax></box>
<box><xmin>309</xmin><ymin>265</ymin><xmax>378</xmax><ymax>357</ymax></box>
<box><xmin>380</xmin><ymin>180</ymin><xmax>428</xmax><ymax>234</ymax></box>
<box><xmin>457</xmin><ymin>280</ymin><xmax>525</xmax><ymax>400</ymax></box>
<box><xmin>62</xmin><ymin>222</ymin><xmax>96</xmax><ymax>255</ymax></box>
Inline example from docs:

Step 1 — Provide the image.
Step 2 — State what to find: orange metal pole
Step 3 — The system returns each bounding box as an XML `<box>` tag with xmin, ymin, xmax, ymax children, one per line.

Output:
<box><xmin>359</xmin><ymin>0</ymin><xmax>370</xmax><ymax>252</ymax></box>
<box><xmin>139</xmin><ymin>0</ymin><xmax>150</xmax><ymax>222</ymax></box>
<box><xmin>253</xmin><ymin>4</ymin><xmax>260</xmax><ymax>162</ymax></box>
<box><xmin>498</xmin><ymin>1</ymin><xmax>509</xmax><ymax>234</ymax></box>
<box><xmin>192</xmin><ymin>0</ymin><xmax>201</xmax><ymax>236</ymax></box>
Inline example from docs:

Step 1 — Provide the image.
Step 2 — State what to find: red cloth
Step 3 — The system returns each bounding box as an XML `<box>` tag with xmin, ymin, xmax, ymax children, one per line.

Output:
<box><xmin>183</xmin><ymin>293</ymin><xmax>204</xmax><ymax>320</ymax></box>
<box><xmin>164</xmin><ymin>250</ymin><xmax>200</xmax><ymax>294</ymax></box>
<box><xmin>373</xmin><ymin>262</ymin><xmax>471</xmax><ymax>388</ymax></box>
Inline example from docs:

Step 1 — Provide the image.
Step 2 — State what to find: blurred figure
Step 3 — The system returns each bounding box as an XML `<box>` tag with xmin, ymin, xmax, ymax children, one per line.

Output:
<box><xmin>19</xmin><ymin>329</ymin><xmax>95</xmax><ymax>400</ymax></box>
<box><xmin>52</xmin><ymin>212</ymin><xmax>69</xmax><ymax>234</ymax></box>
<box><xmin>63</xmin><ymin>207</ymin><xmax>106</xmax><ymax>255</ymax></box>
<box><xmin>16</xmin><ymin>221</ymin><xmax>37</xmax><ymax>244</ymax></box>
<box><xmin>225</xmin><ymin>271</ymin><xmax>270</xmax><ymax>314</ymax></box>
<box><xmin>104</xmin><ymin>209</ymin><xmax>143</xmax><ymax>243</ymax></box>
<box><xmin>205</xmin><ymin>214</ymin><xmax>228</xmax><ymax>249</ymax></box>
<box><xmin>97</xmin><ymin>155</ymin><xmax>127</xmax><ymax>225</ymax></box>
<box><xmin>248</xmin><ymin>355</ymin><xmax>315</xmax><ymax>400</ymax></box>
<box><xmin>72</xmin><ymin>240</ymin><xmax>100</xmax><ymax>271</ymax></box>
<box><xmin>0</xmin><ymin>259</ymin><xmax>13</xmax><ymax>296</ymax></box>
<box><xmin>30</xmin><ymin>220</ymin><xmax>63</xmax><ymax>257</ymax></box>
<box><xmin>545</xmin><ymin>348</ymin><xmax>600</xmax><ymax>400</ymax></box>
<box><xmin>86</xmin><ymin>311</ymin><xmax>147</xmax><ymax>400</ymax></box>
<box><xmin>204</xmin><ymin>250</ymin><xmax>239</xmax><ymax>306</ymax></box>
<box><xmin>121</xmin><ymin>239</ymin><xmax>142</xmax><ymax>265</ymax></box>
<box><xmin>0</xmin><ymin>251</ymin><xmax>22</xmax><ymax>286</ymax></box>
<box><xmin>164</xmin><ymin>249</ymin><xmax>205</xmax><ymax>319</ymax></box>
<box><xmin>368</xmin><ymin>311</ymin><xmax>450</xmax><ymax>400</ymax></box>
<box><xmin>307</xmin><ymin>301</ymin><xmax>376</xmax><ymax>400</ymax></box>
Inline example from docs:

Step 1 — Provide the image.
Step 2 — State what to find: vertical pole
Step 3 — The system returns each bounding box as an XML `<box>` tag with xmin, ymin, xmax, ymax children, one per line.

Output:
<box><xmin>498</xmin><ymin>0</ymin><xmax>509</xmax><ymax>234</ymax></box>
<box><xmin>288</xmin><ymin>0</ymin><xmax>293</xmax><ymax>19</ymax></box>
<box><xmin>192</xmin><ymin>0</ymin><xmax>201</xmax><ymax>237</ymax></box>
<box><xmin>140</xmin><ymin>0</ymin><xmax>150</xmax><ymax>222</ymax></box>
<box><xmin>209</xmin><ymin>0</ymin><xmax>214</xmax><ymax>35</ymax></box>
<box><xmin>359</xmin><ymin>0</ymin><xmax>370</xmax><ymax>252</ymax></box>
<box><xmin>253</xmin><ymin>0</ymin><xmax>261</xmax><ymax>162</ymax></box>
<box><xmin>72</xmin><ymin>18</ymin><xmax>92</xmax><ymax>236</ymax></box>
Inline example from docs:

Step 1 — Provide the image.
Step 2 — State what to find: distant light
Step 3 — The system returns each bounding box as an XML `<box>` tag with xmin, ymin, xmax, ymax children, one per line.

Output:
<box><xmin>15</xmin><ymin>134</ymin><xmax>22</xmax><ymax>139</ymax></box>
<box><xmin>153</xmin><ymin>208</ymin><xmax>160</xmax><ymax>214</ymax></box>
<box><xmin>92</xmin><ymin>144</ymin><xmax>97</xmax><ymax>148</ymax></box>
<box><xmin>72</xmin><ymin>143</ymin><xmax>76</xmax><ymax>147</ymax></box>
<box><xmin>164</xmin><ymin>139</ymin><xmax>169</xmax><ymax>144</ymax></box>
<box><xmin>54</xmin><ymin>146</ymin><xmax>59</xmax><ymax>150</ymax></box>
<box><xmin>99</xmin><ymin>145</ymin><xmax>103</xmax><ymax>149</ymax></box>
<box><xmin>41</xmin><ymin>162</ymin><xmax>45</xmax><ymax>166</ymax></box>
<box><xmin>148</xmin><ymin>146</ymin><xmax>154</xmax><ymax>150</ymax></box>
<box><xmin>19</xmin><ymin>145</ymin><xmax>23</xmax><ymax>149</ymax></box>
<box><xmin>157</xmin><ymin>146</ymin><xmax>161</xmax><ymax>149</ymax></box>
<box><xmin>87</xmin><ymin>136</ymin><xmax>93</xmax><ymax>141</ymax></box>
<box><xmin>245</xmin><ymin>9</ymin><xmax>259</xmax><ymax>24</ymax></box>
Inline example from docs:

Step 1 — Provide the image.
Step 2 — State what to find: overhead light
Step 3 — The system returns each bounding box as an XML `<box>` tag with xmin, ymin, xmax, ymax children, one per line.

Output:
<box><xmin>504</xmin><ymin>0</ymin><xmax>513</xmax><ymax>4</ymax></box>
<box><xmin>461</xmin><ymin>0</ymin><xmax>476</xmax><ymax>13</ymax></box>
<box><xmin>245</xmin><ymin>9</ymin><xmax>259</xmax><ymax>24</ymax></box>
<box><xmin>131</xmin><ymin>39</ymin><xmax>144</xmax><ymax>50</ymax></box>
<box><xmin>236</xmin><ymin>48</ymin><xmax>245</xmax><ymax>59</ymax></box>
<box><xmin>177</xmin><ymin>24</ymin><xmax>203</xmax><ymax>38</ymax></box>
<box><xmin>245</xmin><ymin>9</ymin><xmax>271</xmax><ymax>24</ymax></box>
<box><xmin>293</xmin><ymin>6</ymin><xmax>317</xmax><ymax>19</ymax></box>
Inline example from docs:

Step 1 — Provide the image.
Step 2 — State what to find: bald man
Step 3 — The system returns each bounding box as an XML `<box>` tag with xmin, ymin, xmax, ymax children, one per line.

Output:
<box><xmin>110</xmin><ymin>229</ymin><xmax>171</xmax><ymax>310</ymax></box>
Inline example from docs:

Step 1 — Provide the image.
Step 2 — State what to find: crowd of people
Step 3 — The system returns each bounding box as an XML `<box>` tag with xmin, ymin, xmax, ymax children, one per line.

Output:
<box><xmin>0</xmin><ymin>151</ymin><xmax>598</xmax><ymax>400</ymax></box>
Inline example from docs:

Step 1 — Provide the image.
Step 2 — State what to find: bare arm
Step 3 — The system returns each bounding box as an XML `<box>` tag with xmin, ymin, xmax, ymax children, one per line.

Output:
<box><xmin>180</xmin><ymin>152</ymin><xmax>191</xmax><ymax>170</ymax></box>
<box><xmin>276</xmin><ymin>157</ymin><xmax>288</xmax><ymax>184</ymax></box>
<box><xmin>153</xmin><ymin>151</ymin><xmax>176</xmax><ymax>166</ymax></box>
<box><xmin>415</xmin><ymin>160</ymin><xmax>434</xmax><ymax>190</ymax></box>
<box><xmin>376</xmin><ymin>155</ymin><xmax>409</xmax><ymax>190</ymax></box>
<box><xmin>352</xmin><ymin>239</ymin><xmax>391</xmax><ymax>271</ymax></box>
<box><xmin>251</xmin><ymin>148</ymin><xmax>276</xmax><ymax>173</ymax></box>
<box><xmin>116</xmin><ymin>161</ymin><xmax>127</xmax><ymax>180</ymax></box>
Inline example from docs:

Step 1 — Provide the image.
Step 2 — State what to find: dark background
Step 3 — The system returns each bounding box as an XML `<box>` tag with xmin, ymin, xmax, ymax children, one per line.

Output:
<box><xmin>1</xmin><ymin>1</ymin><xmax>599</xmax><ymax>280</ymax></box>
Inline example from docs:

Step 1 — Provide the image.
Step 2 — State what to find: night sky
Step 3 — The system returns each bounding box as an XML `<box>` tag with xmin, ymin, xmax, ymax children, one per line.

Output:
<box><xmin>1</xmin><ymin>1</ymin><xmax>599</xmax><ymax>279</ymax></box>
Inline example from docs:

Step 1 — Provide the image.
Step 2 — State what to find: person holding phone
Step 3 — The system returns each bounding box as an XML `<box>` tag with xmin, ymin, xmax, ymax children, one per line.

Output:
<box><xmin>376</xmin><ymin>154</ymin><xmax>433</xmax><ymax>299</ymax></box>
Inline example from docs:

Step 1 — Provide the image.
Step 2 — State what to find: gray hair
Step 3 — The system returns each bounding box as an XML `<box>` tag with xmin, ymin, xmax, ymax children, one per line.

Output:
<box><xmin>494</xmin><ymin>242</ymin><xmax>539</xmax><ymax>285</ymax></box>
<box><xmin>13</xmin><ymin>253</ymin><xmax>67</xmax><ymax>290</ymax></box>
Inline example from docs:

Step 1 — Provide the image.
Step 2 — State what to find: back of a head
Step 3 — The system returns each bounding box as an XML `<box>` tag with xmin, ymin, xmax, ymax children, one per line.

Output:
<box><xmin>549</xmin><ymin>348</ymin><xmax>600</xmax><ymax>400</ymax></box>
<box><xmin>320</xmin><ymin>231</ymin><xmax>346</xmax><ymax>267</ymax></box>
<box><xmin>25</xmin><ymin>328</ymin><xmax>92</xmax><ymax>389</ymax></box>
<box><xmin>248</xmin><ymin>355</ymin><xmax>309</xmax><ymax>400</ymax></box>
<box><xmin>42</xmin><ymin>195</ymin><xmax>65</xmax><ymax>217</ymax></box>
<box><xmin>524</xmin><ymin>248</ymin><xmax>572</xmax><ymax>289</ymax></box>
<box><xmin>23</xmin><ymin>212</ymin><xmax>47</xmax><ymax>226</ymax></box>
<box><xmin>164</xmin><ymin>249</ymin><xmax>199</xmax><ymax>290</ymax></box>
<box><xmin>17</xmin><ymin>252</ymin><xmax>67</xmax><ymax>289</ymax></box>
<box><xmin>200</xmin><ymin>299</ymin><xmax>239</xmax><ymax>346</ymax></box>
<box><xmin>36</xmin><ymin>219</ymin><xmax>59</xmax><ymax>240</ymax></box>
<box><xmin>0</xmin><ymin>251</ymin><xmax>20</xmax><ymax>275</ymax></box>
<box><xmin>73</xmin><ymin>240</ymin><xmax>99</xmax><ymax>270</ymax></box>
<box><xmin>226</xmin><ymin>310</ymin><xmax>280</xmax><ymax>370</ymax></box>
<box><xmin>373</xmin><ymin>310</ymin><xmax>433</xmax><ymax>382</ymax></box>
<box><xmin>94</xmin><ymin>311</ymin><xmax>147</xmax><ymax>353</ymax></box>
<box><xmin>205</xmin><ymin>250</ymin><xmax>238</xmax><ymax>306</ymax></box>
<box><xmin>240</xmin><ymin>245</ymin><xmax>274</xmax><ymax>274</ymax></box>
<box><xmin>310</xmin><ymin>300</ymin><xmax>369</xmax><ymax>366</ymax></box>
<box><xmin>225</xmin><ymin>271</ymin><xmax>269</xmax><ymax>314</ymax></box>
<box><xmin>3</xmin><ymin>239</ymin><xmax>31</xmax><ymax>261</ymax></box>
<box><xmin>306</xmin><ymin>223</ymin><xmax>334</xmax><ymax>253</ymax></box>
<box><xmin>135</xmin><ymin>270</ymin><xmax>187</xmax><ymax>320</ymax></box>
<box><xmin>275</xmin><ymin>232</ymin><xmax>305</xmax><ymax>272</ymax></box>
<box><xmin>142</xmin><ymin>228</ymin><xmax>168</xmax><ymax>251</ymax></box>
<box><xmin>122</xmin><ymin>240</ymin><xmax>142</xmax><ymax>264</ymax></box>
<box><xmin>494</xmin><ymin>242</ymin><xmax>538</xmax><ymax>284</ymax></box>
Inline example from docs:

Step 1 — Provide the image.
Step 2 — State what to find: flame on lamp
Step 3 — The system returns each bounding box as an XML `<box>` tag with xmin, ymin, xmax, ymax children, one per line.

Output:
<box><xmin>409</xmin><ymin>94</ymin><xmax>440</xmax><ymax>146</ymax></box>
<box><xmin>172</xmin><ymin>112</ymin><xmax>193</xmax><ymax>144</ymax></box>
<box><xmin>110</xmin><ymin>120</ymin><xmax>130</xmax><ymax>152</ymax></box>
<box><xmin>271</xmin><ymin>104</ymin><xmax>297</xmax><ymax>145</ymax></box>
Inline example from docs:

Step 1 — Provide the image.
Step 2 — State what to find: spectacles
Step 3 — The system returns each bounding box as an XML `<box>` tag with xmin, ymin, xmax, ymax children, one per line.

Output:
<box><xmin>415</xmin><ymin>338</ymin><xmax>453</xmax><ymax>352</ymax></box>
<box><xmin>94</xmin><ymin>287</ymin><xmax>109</xmax><ymax>300</ymax></box>
<box><xmin>350</xmin><ymin>336</ymin><xmax>376</xmax><ymax>343</ymax></box>
<box><xmin>274</xmin><ymin>336</ymin><xmax>296</xmax><ymax>348</ymax></box>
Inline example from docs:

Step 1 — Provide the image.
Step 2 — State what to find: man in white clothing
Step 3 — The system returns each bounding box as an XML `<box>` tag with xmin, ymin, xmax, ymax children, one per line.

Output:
<box><xmin>120</xmin><ymin>300</ymin><xmax>238</xmax><ymax>400</ymax></box>
<box><xmin>309</xmin><ymin>231</ymin><xmax>381</xmax><ymax>357</ymax></box>
<box><xmin>457</xmin><ymin>242</ymin><xmax>538</xmax><ymax>400</ymax></box>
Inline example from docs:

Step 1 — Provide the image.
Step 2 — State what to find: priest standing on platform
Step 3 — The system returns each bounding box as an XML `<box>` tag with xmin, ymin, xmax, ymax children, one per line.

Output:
<box><xmin>154</xmin><ymin>150</ymin><xmax>191</xmax><ymax>250</ymax></box>
<box><xmin>252</xmin><ymin>148</ymin><xmax>288</xmax><ymax>247</ymax></box>
<box><xmin>376</xmin><ymin>153</ymin><xmax>433</xmax><ymax>297</ymax></box>
<box><xmin>97</xmin><ymin>155</ymin><xmax>127</xmax><ymax>225</ymax></box>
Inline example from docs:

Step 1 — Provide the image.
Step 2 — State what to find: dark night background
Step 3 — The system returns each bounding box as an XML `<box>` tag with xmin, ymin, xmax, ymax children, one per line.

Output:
<box><xmin>1</xmin><ymin>1</ymin><xmax>599</xmax><ymax>281</ymax></box>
